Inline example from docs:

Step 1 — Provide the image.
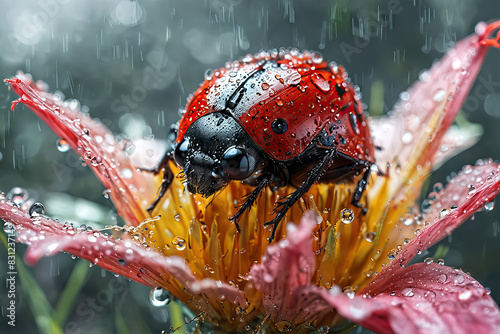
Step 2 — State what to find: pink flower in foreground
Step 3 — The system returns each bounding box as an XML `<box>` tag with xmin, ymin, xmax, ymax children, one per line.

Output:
<box><xmin>2</xmin><ymin>20</ymin><xmax>500</xmax><ymax>334</ymax></box>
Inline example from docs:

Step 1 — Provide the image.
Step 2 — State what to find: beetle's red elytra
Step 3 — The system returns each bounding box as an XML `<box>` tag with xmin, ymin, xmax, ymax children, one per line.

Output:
<box><xmin>151</xmin><ymin>49</ymin><xmax>375</xmax><ymax>242</ymax></box>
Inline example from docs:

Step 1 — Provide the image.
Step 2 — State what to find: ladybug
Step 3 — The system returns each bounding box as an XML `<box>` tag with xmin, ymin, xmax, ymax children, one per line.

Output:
<box><xmin>150</xmin><ymin>49</ymin><xmax>375</xmax><ymax>242</ymax></box>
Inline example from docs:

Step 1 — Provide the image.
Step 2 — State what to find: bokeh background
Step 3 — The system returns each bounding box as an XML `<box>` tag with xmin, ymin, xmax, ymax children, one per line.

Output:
<box><xmin>1</xmin><ymin>0</ymin><xmax>500</xmax><ymax>333</ymax></box>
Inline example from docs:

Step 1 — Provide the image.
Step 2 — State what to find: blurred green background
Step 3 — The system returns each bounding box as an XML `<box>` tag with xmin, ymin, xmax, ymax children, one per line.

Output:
<box><xmin>0</xmin><ymin>0</ymin><xmax>500</xmax><ymax>333</ymax></box>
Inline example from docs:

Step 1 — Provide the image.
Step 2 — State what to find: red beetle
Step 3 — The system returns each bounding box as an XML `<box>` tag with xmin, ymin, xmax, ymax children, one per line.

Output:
<box><xmin>151</xmin><ymin>49</ymin><xmax>375</xmax><ymax>241</ymax></box>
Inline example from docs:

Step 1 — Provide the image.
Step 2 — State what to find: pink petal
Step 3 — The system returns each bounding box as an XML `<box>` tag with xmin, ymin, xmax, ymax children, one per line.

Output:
<box><xmin>6</xmin><ymin>73</ymin><xmax>161</xmax><ymax>225</ymax></box>
<box><xmin>372</xmin><ymin>20</ymin><xmax>500</xmax><ymax>180</ymax></box>
<box><xmin>0</xmin><ymin>197</ymin><xmax>247</xmax><ymax>309</ymax></box>
<box><xmin>325</xmin><ymin>263</ymin><xmax>500</xmax><ymax>334</ymax></box>
<box><xmin>380</xmin><ymin>162</ymin><xmax>500</xmax><ymax>274</ymax></box>
<box><xmin>248</xmin><ymin>211</ymin><xmax>324</xmax><ymax>325</ymax></box>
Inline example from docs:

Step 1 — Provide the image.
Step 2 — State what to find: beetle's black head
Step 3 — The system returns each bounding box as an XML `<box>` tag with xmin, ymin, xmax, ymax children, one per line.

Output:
<box><xmin>173</xmin><ymin>112</ymin><xmax>264</xmax><ymax>197</ymax></box>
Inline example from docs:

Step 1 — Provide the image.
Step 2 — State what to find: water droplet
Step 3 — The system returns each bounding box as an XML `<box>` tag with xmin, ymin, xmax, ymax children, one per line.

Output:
<box><xmin>6</xmin><ymin>187</ymin><xmax>29</xmax><ymax>206</ymax></box>
<box><xmin>118</xmin><ymin>258</ymin><xmax>126</xmax><ymax>266</ymax></box>
<box><xmin>174</xmin><ymin>214</ymin><xmax>181</xmax><ymax>222</ymax></box>
<box><xmin>311</xmin><ymin>51</ymin><xmax>323</xmax><ymax>64</ymax></box>
<box><xmin>440</xmin><ymin>208</ymin><xmax>451</xmax><ymax>218</ymax></box>
<box><xmin>402</xmin><ymin>287</ymin><xmax>414</xmax><ymax>297</ymax></box>
<box><xmin>149</xmin><ymin>287</ymin><xmax>172</xmax><ymax>307</ymax></box>
<box><xmin>57</xmin><ymin>138</ymin><xmax>70</xmax><ymax>152</ymax></box>
<box><xmin>432</xmin><ymin>89</ymin><xmax>446</xmax><ymax>102</ymax></box>
<box><xmin>261</xmin><ymin>82</ymin><xmax>270</xmax><ymax>90</ymax></box>
<box><xmin>363</xmin><ymin>231</ymin><xmax>376</xmax><ymax>242</ymax></box>
<box><xmin>29</xmin><ymin>202</ymin><xmax>45</xmax><ymax>217</ymax></box>
<box><xmin>454</xmin><ymin>274</ymin><xmax>465</xmax><ymax>285</ymax></box>
<box><xmin>424</xmin><ymin>257</ymin><xmax>434</xmax><ymax>265</ymax></box>
<box><xmin>311</xmin><ymin>73</ymin><xmax>330</xmax><ymax>92</ymax></box>
<box><xmin>436</xmin><ymin>259</ymin><xmax>445</xmax><ymax>265</ymax></box>
<box><xmin>458</xmin><ymin>288</ymin><xmax>472</xmax><ymax>300</ymax></box>
<box><xmin>204</xmin><ymin>69</ymin><xmax>214</xmax><ymax>81</ymax></box>
<box><xmin>401</xmin><ymin>131</ymin><xmax>413</xmax><ymax>144</ymax></box>
<box><xmin>485</xmin><ymin>200</ymin><xmax>495</xmax><ymax>211</ymax></box>
<box><xmin>121</xmin><ymin>168</ymin><xmax>133</xmax><ymax>179</ymax></box>
<box><xmin>401</xmin><ymin>213</ymin><xmax>414</xmax><ymax>226</ymax></box>
<box><xmin>387</xmin><ymin>249</ymin><xmax>398</xmax><ymax>260</ymax></box>
<box><xmin>340</xmin><ymin>208</ymin><xmax>354</xmax><ymax>224</ymax></box>
<box><xmin>468</xmin><ymin>185</ymin><xmax>476</xmax><ymax>195</ymax></box>
<box><xmin>172</xmin><ymin>236</ymin><xmax>186</xmax><ymax>251</ymax></box>
<box><xmin>463</xmin><ymin>165</ymin><xmax>473</xmax><ymax>174</ymax></box>
<box><xmin>343</xmin><ymin>286</ymin><xmax>355</xmax><ymax>299</ymax></box>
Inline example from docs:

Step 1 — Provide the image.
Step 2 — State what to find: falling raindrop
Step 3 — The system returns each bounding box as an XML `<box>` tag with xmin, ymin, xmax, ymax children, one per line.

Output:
<box><xmin>149</xmin><ymin>287</ymin><xmax>172</xmax><ymax>307</ymax></box>
<box><xmin>29</xmin><ymin>202</ymin><xmax>45</xmax><ymax>217</ymax></box>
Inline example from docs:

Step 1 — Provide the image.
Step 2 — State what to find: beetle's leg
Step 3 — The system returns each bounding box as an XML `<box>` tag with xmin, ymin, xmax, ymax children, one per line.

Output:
<box><xmin>264</xmin><ymin>149</ymin><xmax>338</xmax><ymax>242</ymax></box>
<box><xmin>229</xmin><ymin>176</ymin><xmax>272</xmax><ymax>232</ymax></box>
<box><xmin>351</xmin><ymin>162</ymin><xmax>372</xmax><ymax>208</ymax></box>
<box><xmin>147</xmin><ymin>158</ymin><xmax>174</xmax><ymax>214</ymax></box>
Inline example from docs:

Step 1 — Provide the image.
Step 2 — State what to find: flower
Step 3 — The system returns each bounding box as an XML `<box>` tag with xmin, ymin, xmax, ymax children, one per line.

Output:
<box><xmin>2</xmin><ymin>20</ymin><xmax>500</xmax><ymax>334</ymax></box>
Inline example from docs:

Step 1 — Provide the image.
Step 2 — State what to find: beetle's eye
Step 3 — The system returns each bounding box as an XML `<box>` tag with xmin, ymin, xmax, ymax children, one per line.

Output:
<box><xmin>173</xmin><ymin>137</ymin><xmax>190</xmax><ymax>167</ymax></box>
<box><xmin>221</xmin><ymin>147</ymin><xmax>256</xmax><ymax>180</ymax></box>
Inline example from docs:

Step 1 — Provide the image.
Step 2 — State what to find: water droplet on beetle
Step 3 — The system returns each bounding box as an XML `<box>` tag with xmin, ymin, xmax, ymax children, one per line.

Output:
<box><xmin>149</xmin><ymin>287</ymin><xmax>172</xmax><ymax>307</ymax></box>
<box><xmin>311</xmin><ymin>73</ymin><xmax>330</xmax><ymax>92</ymax></box>
<box><xmin>29</xmin><ymin>202</ymin><xmax>45</xmax><ymax>217</ymax></box>
<box><xmin>340</xmin><ymin>208</ymin><xmax>354</xmax><ymax>224</ymax></box>
<box><xmin>172</xmin><ymin>236</ymin><xmax>186</xmax><ymax>250</ymax></box>
<box><xmin>57</xmin><ymin>138</ymin><xmax>70</xmax><ymax>152</ymax></box>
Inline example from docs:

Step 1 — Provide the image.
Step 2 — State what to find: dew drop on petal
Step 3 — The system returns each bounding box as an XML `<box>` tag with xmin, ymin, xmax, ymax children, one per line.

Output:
<box><xmin>121</xmin><ymin>168</ymin><xmax>133</xmax><ymax>179</ymax></box>
<box><xmin>172</xmin><ymin>236</ymin><xmax>186</xmax><ymax>251</ymax></box>
<box><xmin>454</xmin><ymin>274</ymin><xmax>465</xmax><ymax>285</ymax></box>
<box><xmin>401</xmin><ymin>213</ymin><xmax>414</xmax><ymax>226</ymax></box>
<box><xmin>29</xmin><ymin>202</ymin><xmax>45</xmax><ymax>217</ymax></box>
<box><xmin>458</xmin><ymin>288</ymin><xmax>472</xmax><ymax>301</ymax></box>
<box><xmin>401</xmin><ymin>131</ymin><xmax>413</xmax><ymax>144</ymax></box>
<box><xmin>463</xmin><ymin>165</ymin><xmax>473</xmax><ymax>174</ymax></box>
<box><xmin>340</xmin><ymin>208</ymin><xmax>354</xmax><ymax>224</ymax></box>
<box><xmin>118</xmin><ymin>258</ymin><xmax>126</xmax><ymax>266</ymax></box>
<box><xmin>424</xmin><ymin>257</ymin><xmax>434</xmax><ymax>265</ymax></box>
<box><xmin>402</xmin><ymin>287</ymin><xmax>415</xmax><ymax>297</ymax></box>
<box><xmin>149</xmin><ymin>287</ymin><xmax>172</xmax><ymax>307</ymax></box>
<box><xmin>57</xmin><ymin>138</ymin><xmax>70</xmax><ymax>152</ymax></box>
<box><xmin>485</xmin><ymin>200</ymin><xmax>495</xmax><ymax>211</ymax></box>
<box><xmin>363</xmin><ymin>231</ymin><xmax>376</xmax><ymax>242</ymax></box>
<box><xmin>436</xmin><ymin>259</ymin><xmax>445</xmax><ymax>265</ymax></box>
<box><xmin>387</xmin><ymin>249</ymin><xmax>397</xmax><ymax>260</ymax></box>
<box><xmin>342</xmin><ymin>286</ymin><xmax>355</xmax><ymax>299</ymax></box>
<box><xmin>432</xmin><ymin>89</ymin><xmax>446</xmax><ymax>102</ymax></box>
<box><xmin>468</xmin><ymin>185</ymin><xmax>476</xmax><ymax>195</ymax></box>
<box><xmin>440</xmin><ymin>208</ymin><xmax>451</xmax><ymax>218</ymax></box>
<box><xmin>174</xmin><ymin>214</ymin><xmax>181</xmax><ymax>222</ymax></box>
<box><xmin>6</xmin><ymin>187</ymin><xmax>29</xmax><ymax>206</ymax></box>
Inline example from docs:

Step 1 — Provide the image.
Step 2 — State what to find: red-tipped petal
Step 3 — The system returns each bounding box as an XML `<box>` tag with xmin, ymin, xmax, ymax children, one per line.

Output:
<box><xmin>0</xmin><ymin>198</ymin><xmax>247</xmax><ymax>309</ymax></box>
<box><xmin>248</xmin><ymin>211</ymin><xmax>322</xmax><ymax>325</ymax></box>
<box><xmin>325</xmin><ymin>263</ymin><xmax>500</xmax><ymax>334</ymax></box>
<box><xmin>371</xmin><ymin>20</ymin><xmax>500</xmax><ymax>197</ymax></box>
<box><xmin>376</xmin><ymin>162</ymin><xmax>500</xmax><ymax>283</ymax></box>
<box><xmin>6</xmin><ymin>73</ymin><xmax>161</xmax><ymax>225</ymax></box>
